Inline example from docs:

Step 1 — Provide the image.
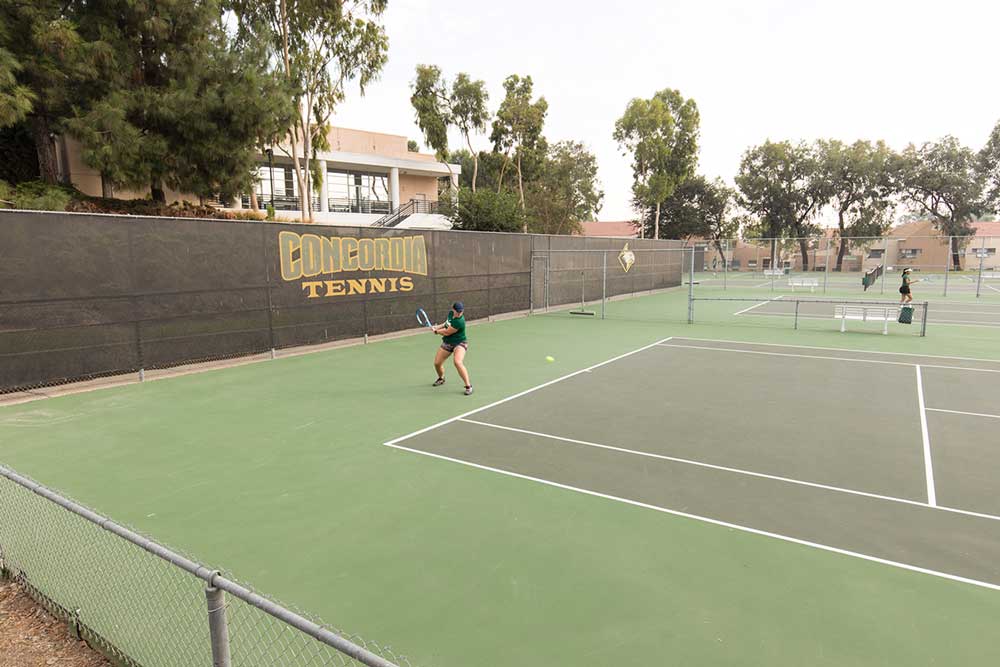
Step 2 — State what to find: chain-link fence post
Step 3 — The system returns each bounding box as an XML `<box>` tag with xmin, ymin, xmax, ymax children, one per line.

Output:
<box><xmin>920</xmin><ymin>301</ymin><xmax>928</xmax><ymax>337</ymax></box>
<box><xmin>823</xmin><ymin>237</ymin><xmax>831</xmax><ymax>294</ymax></box>
<box><xmin>134</xmin><ymin>320</ymin><xmax>145</xmax><ymax>382</ymax></box>
<box><xmin>880</xmin><ymin>242</ymin><xmax>887</xmax><ymax>294</ymax></box>
<box><xmin>687</xmin><ymin>247</ymin><xmax>695</xmax><ymax>324</ymax></box>
<box><xmin>206</xmin><ymin>580</ymin><xmax>232</xmax><ymax>667</ymax></box>
<box><xmin>601</xmin><ymin>251</ymin><xmax>607</xmax><ymax>319</ymax></box>
<box><xmin>976</xmin><ymin>235</ymin><xmax>986</xmax><ymax>298</ymax></box>
<box><xmin>722</xmin><ymin>239</ymin><xmax>728</xmax><ymax>290</ymax></box>
<box><xmin>944</xmin><ymin>236</ymin><xmax>951</xmax><ymax>296</ymax></box>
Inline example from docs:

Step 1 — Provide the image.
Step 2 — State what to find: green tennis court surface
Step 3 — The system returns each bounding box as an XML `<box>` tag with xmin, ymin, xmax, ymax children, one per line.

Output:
<box><xmin>389</xmin><ymin>338</ymin><xmax>1000</xmax><ymax>586</ymax></box>
<box><xmin>3</xmin><ymin>286</ymin><xmax>1000</xmax><ymax>666</ymax></box>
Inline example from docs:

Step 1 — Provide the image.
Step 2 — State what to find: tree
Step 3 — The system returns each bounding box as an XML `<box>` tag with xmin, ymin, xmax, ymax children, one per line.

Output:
<box><xmin>647</xmin><ymin>176</ymin><xmax>737</xmax><ymax>263</ymax></box>
<box><xmin>67</xmin><ymin>1</ymin><xmax>293</xmax><ymax>203</ymax></box>
<box><xmin>899</xmin><ymin>136</ymin><xmax>986</xmax><ymax>270</ymax></box>
<box><xmin>448</xmin><ymin>188</ymin><xmax>525</xmax><ymax>232</ymax></box>
<box><xmin>230</xmin><ymin>0</ymin><xmax>389</xmax><ymax>221</ymax></box>
<box><xmin>981</xmin><ymin>119</ymin><xmax>1000</xmax><ymax>213</ymax></box>
<box><xmin>491</xmin><ymin>75</ymin><xmax>548</xmax><ymax>221</ymax></box>
<box><xmin>818</xmin><ymin>139</ymin><xmax>898</xmax><ymax>271</ymax></box>
<box><xmin>407</xmin><ymin>139</ymin><xmax>420</xmax><ymax>152</ymax></box>
<box><xmin>0</xmin><ymin>48</ymin><xmax>33</xmax><ymax>128</ymax></box>
<box><xmin>410</xmin><ymin>65</ymin><xmax>450</xmax><ymax>164</ymax></box>
<box><xmin>449</xmin><ymin>73</ymin><xmax>489</xmax><ymax>192</ymax></box>
<box><xmin>0</xmin><ymin>122</ymin><xmax>39</xmax><ymax>185</ymax></box>
<box><xmin>525</xmin><ymin>141</ymin><xmax>603</xmax><ymax>235</ymax></box>
<box><xmin>613</xmin><ymin>89</ymin><xmax>700</xmax><ymax>240</ymax></box>
<box><xmin>736</xmin><ymin>140</ymin><xmax>831</xmax><ymax>270</ymax></box>
<box><xmin>0</xmin><ymin>2</ymin><xmax>101</xmax><ymax>183</ymax></box>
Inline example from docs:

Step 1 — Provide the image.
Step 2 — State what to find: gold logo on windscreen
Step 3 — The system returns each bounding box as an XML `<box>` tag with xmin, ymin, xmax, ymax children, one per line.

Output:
<box><xmin>618</xmin><ymin>243</ymin><xmax>636</xmax><ymax>273</ymax></box>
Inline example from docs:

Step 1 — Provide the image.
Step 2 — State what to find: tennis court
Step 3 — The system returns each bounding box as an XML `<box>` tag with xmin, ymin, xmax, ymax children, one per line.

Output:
<box><xmin>3</xmin><ymin>285</ymin><xmax>1000</xmax><ymax>666</ymax></box>
<box><xmin>387</xmin><ymin>337</ymin><xmax>1000</xmax><ymax>589</ymax></box>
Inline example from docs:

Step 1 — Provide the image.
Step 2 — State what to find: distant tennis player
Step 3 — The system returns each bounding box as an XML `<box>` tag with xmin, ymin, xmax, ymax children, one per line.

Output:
<box><xmin>431</xmin><ymin>301</ymin><xmax>472</xmax><ymax>395</ymax></box>
<box><xmin>899</xmin><ymin>268</ymin><xmax>918</xmax><ymax>304</ymax></box>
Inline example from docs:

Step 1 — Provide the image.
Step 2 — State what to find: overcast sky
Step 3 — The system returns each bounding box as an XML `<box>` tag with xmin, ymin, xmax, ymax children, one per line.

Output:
<box><xmin>332</xmin><ymin>0</ymin><xmax>1000</xmax><ymax>222</ymax></box>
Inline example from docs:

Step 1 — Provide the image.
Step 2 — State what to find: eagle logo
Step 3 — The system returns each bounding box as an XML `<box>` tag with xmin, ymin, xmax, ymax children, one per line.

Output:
<box><xmin>618</xmin><ymin>243</ymin><xmax>636</xmax><ymax>273</ymax></box>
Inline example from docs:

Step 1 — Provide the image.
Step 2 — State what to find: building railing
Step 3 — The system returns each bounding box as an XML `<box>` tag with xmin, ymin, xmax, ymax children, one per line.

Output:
<box><xmin>0</xmin><ymin>464</ymin><xmax>418</xmax><ymax>667</ymax></box>
<box><xmin>237</xmin><ymin>195</ymin><xmax>392</xmax><ymax>214</ymax></box>
<box><xmin>328</xmin><ymin>198</ymin><xmax>393</xmax><ymax>214</ymax></box>
<box><xmin>372</xmin><ymin>200</ymin><xmax>441</xmax><ymax>228</ymax></box>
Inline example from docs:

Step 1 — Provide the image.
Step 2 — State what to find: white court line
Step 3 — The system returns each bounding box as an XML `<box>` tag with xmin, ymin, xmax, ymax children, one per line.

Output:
<box><xmin>384</xmin><ymin>442</ymin><xmax>1000</xmax><ymax>593</ymax></box>
<box><xmin>384</xmin><ymin>337</ymin><xmax>673</xmax><ymax>447</ymax></box>
<box><xmin>673</xmin><ymin>336</ymin><xmax>1000</xmax><ymax>364</ymax></box>
<box><xmin>915</xmin><ymin>366</ymin><xmax>937</xmax><ymax>506</ymax></box>
<box><xmin>656</xmin><ymin>342</ymin><xmax>1000</xmax><ymax>374</ymax></box>
<box><xmin>458</xmin><ymin>418</ymin><xmax>1000</xmax><ymax>523</ymax></box>
<box><xmin>733</xmin><ymin>294</ymin><xmax>783</xmax><ymax>316</ymax></box>
<box><xmin>927</xmin><ymin>408</ymin><xmax>1000</xmax><ymax>420</ymax></box>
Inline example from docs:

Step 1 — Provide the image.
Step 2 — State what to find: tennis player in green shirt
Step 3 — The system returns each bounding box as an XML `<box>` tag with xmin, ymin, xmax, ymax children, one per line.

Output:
<box><xmin>432</xmin><ymin>301</ymin><xmax>473</xmax><ymax>395</ymax></box>
<box><xmin>899</xmin><ymin>268</ymin><xmax>919</xmax><ymax>304</ymax></box>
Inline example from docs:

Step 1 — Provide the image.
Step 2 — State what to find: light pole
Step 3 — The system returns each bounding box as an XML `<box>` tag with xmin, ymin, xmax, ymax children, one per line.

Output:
<box><xmin>265</xmin><ymin>148</ymin><xmax>275</xmax><ymax>209</ymax></box>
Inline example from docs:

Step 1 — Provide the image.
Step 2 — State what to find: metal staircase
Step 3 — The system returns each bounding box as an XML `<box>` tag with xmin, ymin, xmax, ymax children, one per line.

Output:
<box><xmin>372</xmin><ymin>199</ymin><xmax>440</xmax><ymax>227</ymax></box>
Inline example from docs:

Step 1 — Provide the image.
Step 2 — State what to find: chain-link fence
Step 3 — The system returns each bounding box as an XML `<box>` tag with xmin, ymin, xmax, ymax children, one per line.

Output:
<box><xmin>691</xmin><ymin>234</ymin><xmax>1000</xmax><ymax>299</ymax></box>
<box><xmin>0</xmin><ymin>464</ymin><xmax>418</xmax><ymax>667</ymax></box>
<box><xmin>529</xmin><ymin>240</ymin><xmax>688</xmax><ymax>318</ymax></box>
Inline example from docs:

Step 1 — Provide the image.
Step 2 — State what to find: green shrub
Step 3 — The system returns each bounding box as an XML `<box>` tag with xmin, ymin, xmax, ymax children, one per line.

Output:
<box><xmin>1</xmin><ymin>180</ymin><xmax>76</xmax><ymax>211</ymax></box>
<box><xmin>0</xmin><ymin>180</ymin><xmax>13</xmax><ymax>208</ymax></box>
<box><xmin>449</xmin><ymin>188</ymin><xmax>525</xmax><ymax>232</ymax></box>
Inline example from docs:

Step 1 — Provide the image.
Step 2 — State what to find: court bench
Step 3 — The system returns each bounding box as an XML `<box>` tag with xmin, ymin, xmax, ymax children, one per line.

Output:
<box><xmin>833</xmin><ymin>304</ymin><xmax>898</xmax><ymax>335</ymax></box>
<box><xmin>788</xmin><ymin>277</ymin><xmax>819</xmax><ymax>292</ymax></box>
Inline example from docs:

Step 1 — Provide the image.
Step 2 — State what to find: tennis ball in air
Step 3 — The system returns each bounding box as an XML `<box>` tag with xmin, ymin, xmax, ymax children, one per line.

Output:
<box><xmin>545</xmin><ymin>355</ymin><xmax>555</xmax><ymax>363</ymax></box>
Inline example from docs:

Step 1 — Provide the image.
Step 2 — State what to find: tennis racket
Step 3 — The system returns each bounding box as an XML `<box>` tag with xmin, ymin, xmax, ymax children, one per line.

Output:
<box><xmin>416</xmin><ymin>308</ymin><xmax>432</xmax><ymax>328</ymax></box>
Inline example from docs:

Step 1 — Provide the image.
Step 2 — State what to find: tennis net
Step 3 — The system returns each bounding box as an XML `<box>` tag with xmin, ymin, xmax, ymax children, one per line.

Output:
<box><xmin>688</xmin><ymin>295</ymin><xmax>928</xmax><ymax>336</ymax></box>
<box><xmin>862</xmin><ymin>264</ymin><xmax>884</xmax><ymax>291</ymax></box>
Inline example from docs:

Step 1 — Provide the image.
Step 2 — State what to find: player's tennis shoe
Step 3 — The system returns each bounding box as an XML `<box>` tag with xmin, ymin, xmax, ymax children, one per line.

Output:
<box><xmin>432</xmin><ymin>377</ymin><xmax>445</xmax><ymax>387</ymax></box>
<box><xmin>464</xmin><ymin>385</ymin><xmax>473</xmax><ymax>395</ymax></box>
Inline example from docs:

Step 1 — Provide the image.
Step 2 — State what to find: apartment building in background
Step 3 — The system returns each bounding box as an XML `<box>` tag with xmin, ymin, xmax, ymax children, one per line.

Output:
<box><xmin>56</xmin><ymin>126</ymin><xmax>460</xmax><ymax>229</ymax></box>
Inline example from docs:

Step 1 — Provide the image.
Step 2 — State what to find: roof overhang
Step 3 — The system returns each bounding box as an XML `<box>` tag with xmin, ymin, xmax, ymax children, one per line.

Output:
<box><xmin>269</xmin><ymin>149</ymin><xmax>461</xmax><ymax>177</ymax></box>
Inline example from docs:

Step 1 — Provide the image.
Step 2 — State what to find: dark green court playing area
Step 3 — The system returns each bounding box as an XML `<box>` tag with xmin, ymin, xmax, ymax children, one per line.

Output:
<box><xmin>2</xmin><ymin>287</ymin><xmax>1000</xmax><ymax>666</ymax></box>
<box><xmin>389</xmin><ymin>338</ymin><xmax>1000</xmax><ymax>587</ymax></box>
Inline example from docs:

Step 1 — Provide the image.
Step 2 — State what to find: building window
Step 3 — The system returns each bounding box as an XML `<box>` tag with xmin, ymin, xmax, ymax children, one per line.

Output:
<box><xmin>325</xmin><ymin>169</ymin><xmax>391</xmax><ymax>213</ymax></box>
<box><xmin>899</xmin><ymin>248</ymin><xmax>922</xmax><ymax>259</ymax></box>
<box><xmin>973</xmin><ymin>247</ymin><xmax>997</xmax><ymax>258</ymax></box>
<box><xmin>868</xmin><ymin>248</ymin><xmax>885</xmax><ymax>259</ymax></box>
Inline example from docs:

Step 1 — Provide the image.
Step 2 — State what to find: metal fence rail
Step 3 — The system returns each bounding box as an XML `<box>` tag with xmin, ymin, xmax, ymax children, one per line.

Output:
<box><xmin>689</xmin><ymin>234</ymin><xmax>999</xmax><ymax>298</ymax></box>
<box><xmin>0</xmin><ymin>464</ymin><xmax>416</xmax><ymax>667</ymax></box>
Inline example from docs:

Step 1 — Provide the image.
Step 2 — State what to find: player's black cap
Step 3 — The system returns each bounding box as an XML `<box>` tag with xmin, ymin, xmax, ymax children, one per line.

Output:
<box><xmin>452</xmin><ymin>301</ymin><xmax>464</xmax><ymax>312</ymax></box>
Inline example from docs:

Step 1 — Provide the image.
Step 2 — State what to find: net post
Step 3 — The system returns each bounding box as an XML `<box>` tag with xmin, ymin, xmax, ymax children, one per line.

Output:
<box><xmin>601</xmin><ymin>251</ymin><xmax>607</xmax><ymax>320</ymax></box>
<box><xmin>976</xmin><ymin>235</ymin><xmax>986</xmax><ymax>298</ymax></box>
<box><xmin>205</xmin><ymin>582</ymin><xmax>232</xmax><ymax>667</ymax></box>
<box><xmin>920</xmin><ymin>301</ymin><xmax>928</xmax><ymax>337</ymax></box>
<box><xmin>944</xmin><ymin>235</ymin><xmax>951</xmax><ymax>296</ymax></box>
<box><xmin>688</xmin><ymin>246</ymin><xmax>695</xmax><ymax>323</ymax></box>
<box><xmin>823</xmin><ymin>236</ymin><xmax>830</xmax><ymax>294</ymax></box>
<box><xmin>794</xmin><ymin>300</ymin><xmax>800</xmax><ymax>330</ymax></box>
